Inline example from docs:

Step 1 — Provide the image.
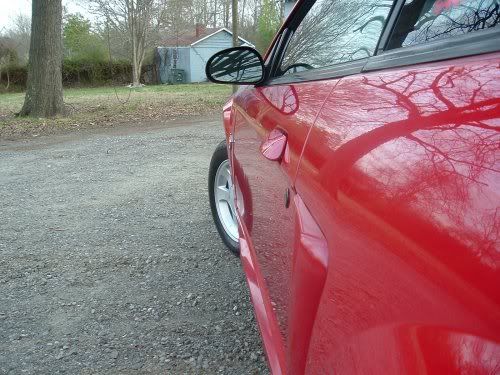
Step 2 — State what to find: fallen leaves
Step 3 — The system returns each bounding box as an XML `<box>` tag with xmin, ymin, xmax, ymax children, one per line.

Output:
<box><xmin>0</xmin><ymin>84</ymin><xmax>232</xmax><ymax>140</ymax></box>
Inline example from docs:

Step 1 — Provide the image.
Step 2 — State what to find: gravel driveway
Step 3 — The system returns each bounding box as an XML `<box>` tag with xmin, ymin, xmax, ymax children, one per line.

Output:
<box><xmin>0</xmin><ymin>118</ymin><xmax>268</xmax><ymax>374</ymax></box>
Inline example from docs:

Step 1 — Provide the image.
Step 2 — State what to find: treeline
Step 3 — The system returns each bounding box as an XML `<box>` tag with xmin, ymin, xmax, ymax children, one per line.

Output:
<box><xmin>0</xmin><ymin>61</ymin><xmax>135</xmax><ymax>92</ymax></box>
<box><xmin>0</xmin><ymin>14</ymin><xmax>135</xmax><ymax>91</ymax></box>
<box><xmin>0</xmin><ymin>0</ymin><xmax>285</xmax><ymax>91</ymax></box>
<box><xmin>162</xmin><ymin>0</ymin><xmax>284</xmax><ymax>52</ymax></box>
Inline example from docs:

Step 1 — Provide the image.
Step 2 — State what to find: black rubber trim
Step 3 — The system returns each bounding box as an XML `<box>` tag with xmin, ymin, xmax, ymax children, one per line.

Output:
<box><xmin>282</xmin><ymin>0</ymin><xmax>317</xmax><ymax>32</ymax></box>
<box><xmin>266</xmin><ymin>29</ymin><xmax>292</xmax><ymax>81</ymax></box>
<box><xmin>266</xmin><ymin>59</ymin><xmax>366</xmax><ymax>85</ymax></box>
<box><xmin>365</xmin><ymin>27</ymin><xmax>500</xmax><ymax>73</ymax></box>
<box><xmin>375</xmin><ymin>0</ymin><xmax>405</xmax><ymax>54</ymax></box>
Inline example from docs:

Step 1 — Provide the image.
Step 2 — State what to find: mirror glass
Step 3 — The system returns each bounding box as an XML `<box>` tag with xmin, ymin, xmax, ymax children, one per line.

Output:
<box><xmin>207</xmin><ymin>47</ymin><xmax>264</xmax><ymax>84</ymax></box>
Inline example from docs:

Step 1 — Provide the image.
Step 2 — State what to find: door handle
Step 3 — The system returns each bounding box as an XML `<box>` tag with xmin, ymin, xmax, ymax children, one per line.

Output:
<box><xmin>260</xmin><ymin>129</ymin><xmax>288</xmax><ymax>161</ymax></box>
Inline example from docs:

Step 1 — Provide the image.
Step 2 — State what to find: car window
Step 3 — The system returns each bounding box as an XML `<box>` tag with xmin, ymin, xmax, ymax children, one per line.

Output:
<box><xmin>387</xmin><ymin>0</ymin><xmax>500</xmax><ymax>50</ymax></box>
<box><xmin>278</xmin><ymin>0</ymin><xmax>393</xmax><ymax>76</ymax></box>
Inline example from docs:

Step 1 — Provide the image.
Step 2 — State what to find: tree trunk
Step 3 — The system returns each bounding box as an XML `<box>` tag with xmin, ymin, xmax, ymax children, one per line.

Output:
<box><xmin>213</xmin><ymin>0</ymin><xmax>218</xmax><ymax>28</ymax></box>
<box><xmin>132</xmin><ymin>39</ymin><xmax>140</xmax><ymax>86</ymax></box>
<box><xmin>20</xmin><ymin>0</ymin><xmax>64</xmax><ymax>117</ymax></box>
<box><xmin>232</xmin><ymin>0</ymin><xmax>238</xmax><ymax>47</ymax></box>
<box><xmin>224</xmin><ymin>0</ymin><xmax>230</xmax><ymax>28</ymax></box>
<box><xmin>131</xmin><ymin>33</ymin><xmax>145</xmax><ymax>87</ymax></box>
<box><xmin>128</xmin><ymin>1</ymin><xmax>144</xmax><ymax>87</ymax></box>
<box><xmin>132</xmin><ymin>59</ymin><xmax>142</xmax><ymax>87</ymax></box>
<box><xmin>240</xmin><ymin>0</ymin><xmax>247</xmax><ymax>26</ymax></box>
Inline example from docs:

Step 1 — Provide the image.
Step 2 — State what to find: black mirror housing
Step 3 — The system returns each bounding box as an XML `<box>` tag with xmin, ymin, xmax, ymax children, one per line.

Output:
<box><xmin>206</xmin><ymin>47</ymin><xmax>265</xmax><ymax>85</ymax></box>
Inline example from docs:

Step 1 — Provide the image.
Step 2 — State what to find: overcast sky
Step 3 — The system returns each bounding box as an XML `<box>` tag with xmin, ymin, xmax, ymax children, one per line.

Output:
<box><xmin>0</xmin><ymin>0</ymin><xmax>90</xmax><ymax>31</ymax></box>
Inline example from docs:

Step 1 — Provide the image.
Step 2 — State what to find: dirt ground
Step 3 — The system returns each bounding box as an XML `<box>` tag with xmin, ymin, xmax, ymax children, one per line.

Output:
<box><xmin>0</xmin><ymin>118</ymin><xmax>269</xmax><ymax>374</ymax></box>
<box><xmin>0</xmin><ymin>84</ymin><xmax>232</xmax><ymax>140</ymax></box>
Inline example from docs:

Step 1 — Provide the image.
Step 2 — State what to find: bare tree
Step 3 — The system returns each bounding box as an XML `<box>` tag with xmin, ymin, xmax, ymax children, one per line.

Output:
<box><xmin>0</xmin><ymin>37</ymin><xmax>17</xmax><ymax>90</ymax></box>
<box><xmin>20</xmin><ymin>0</ymin><xmax>64</xmax><ymax>117</ymax></box>
<box><xmin>232</xmin><ymin>0</ymin><xmax>238</xmax><ymax>47</ymax></box>
<box><xmin>6</xmin><ymin>14</ymin><xmax>31</xmax><ymax>63</ymax></box>
<box><xmin>87</xmin><ymin>0</ymin><xmax>164</xmax><ymax>87</ymax></box>
<box><xmin>190</xmin><ymin>0</ymin><xmax>208</xmax><ymax>25</ymax></box>
<box><xmin>80</xmin><ymin>0</ymin><xmax>306</xmax><ymax>86</ymax></box>
<box><xmin>159</xmin><ymin>0</ymin><xmax>275</xmax><ymax>52</ymax></box>
<box><xmin>162</xmin><ymin>0</ymin><xmax>194</xmax><ymax>43</ymax></box>
<box><xmin>127</xmin><ymin>0</ymin><xmax>157</xmax><ymax>86</ymax></box>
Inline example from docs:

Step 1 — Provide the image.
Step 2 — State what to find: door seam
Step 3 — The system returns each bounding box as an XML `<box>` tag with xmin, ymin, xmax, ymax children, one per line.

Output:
<box><xmin>291</xmin><ymin>80</ymin><xmax>342</xmax><ymax>189</ymax></box>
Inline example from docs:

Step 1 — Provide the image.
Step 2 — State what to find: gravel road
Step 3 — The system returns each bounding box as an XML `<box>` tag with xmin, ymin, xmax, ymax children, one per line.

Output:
<box><xmin>0</xmin><ymin>119</ymin><xmax>269</xmax><ymax>374</ymax></box>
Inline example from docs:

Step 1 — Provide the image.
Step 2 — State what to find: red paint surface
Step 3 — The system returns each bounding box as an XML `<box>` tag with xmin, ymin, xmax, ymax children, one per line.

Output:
<box><xmin>238</xmin><ymin>234</ymin><xmax>285</xmax><ymax>375</ymax></box>
<box><xmin>230</xmin><ymin>81</ymin><xmax>333</xmax><ymax>362</ymax></box>
<box><xmin>260</xmin><ymin>129</ymin><xmax>288</xmax><ymax>161</ymax></box>
<box><xmin>434</xmin><ymin>0</ymin><xmax>462</xmax><ymax>14</ymax></box>
<box><xmin>287</xmin><ymin>195</ymin><xmax>328</xmax><ymax>375</ymax></box>
<box><xmin>225</xmin><ymin>48</ymin><xmax>500</xmax><ymax>375</ymax></box>
<box><xmin>296</xmin><ymin>52</ymin><xmax>500</xmax><ymax>374</ymax></box>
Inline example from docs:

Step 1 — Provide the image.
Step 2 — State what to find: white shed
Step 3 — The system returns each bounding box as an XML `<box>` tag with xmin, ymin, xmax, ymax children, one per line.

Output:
<box><xmin>156</xmin><ymin>26</ymin><xmax>254</xmax><ymax>84</ymax></box>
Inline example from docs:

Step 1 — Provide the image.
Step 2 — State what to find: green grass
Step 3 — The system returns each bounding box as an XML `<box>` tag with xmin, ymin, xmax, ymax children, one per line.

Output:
<box><xmin>0</xmin><ymin>83</ymin><xmax>232</xmax><ymax>139</ymax></box>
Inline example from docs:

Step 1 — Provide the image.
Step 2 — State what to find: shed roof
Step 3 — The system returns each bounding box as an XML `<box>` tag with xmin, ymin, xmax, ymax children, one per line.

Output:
<box><xmin>160</xmin><ymin>27</ymin><xmax>253</xmax><ymax>48</ymax></box>
<box><xmin>160</xmin><ymin>27</ymin><xmax>220</xmax><ymax>47</ymax></box>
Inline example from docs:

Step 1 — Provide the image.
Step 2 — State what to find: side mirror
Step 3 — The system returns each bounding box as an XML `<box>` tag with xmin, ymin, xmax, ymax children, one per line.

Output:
<box><xmin>206</xmin><ymin>47</ymin><xmax>265</xmax><ymax>85</ymax></box>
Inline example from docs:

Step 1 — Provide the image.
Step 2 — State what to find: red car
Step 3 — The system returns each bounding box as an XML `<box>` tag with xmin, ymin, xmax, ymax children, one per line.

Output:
<box><xmin>206</xmin><ymin>0</ymin><xmax>500</xmax><ymax>373</ymax></box>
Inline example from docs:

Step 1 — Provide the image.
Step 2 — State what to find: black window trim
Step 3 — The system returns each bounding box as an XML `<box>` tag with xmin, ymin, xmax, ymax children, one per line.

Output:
<box><xmin>375</xmin><ymin>0</ymin><xmax>406</xmax><ymax>55</ymax></box>
<box><xmin>263</xmin><ymin>0</ymin><xmax>399</xmax><ymax>86</ymax></box>
<box><xmin>366</xmin><ymin>27</ymin><xmax>500</xmax><ymax>72</ymax></box>
<box><xmin>267</xmin><ymin>28</ymin><xmax>293</xmax><ymax>80</ymax></box>
<box><xmin>366</xmin><ymin>7</ymin><xmax>500</xmax><ymax>72</ymax></box>
<box><xmin>262</xmin><ymin>0</ymin><xmax>500</xmax><ymax>86</ymax></box>
<box><xmin>267</xmin><ymin>59</ymin><xmax>367</xmax><ymax>85</ymax></box>
<box><xmin>260</xmin><ymin>0</ymin><xmax>316</xmax><ymax>85</ymax></box>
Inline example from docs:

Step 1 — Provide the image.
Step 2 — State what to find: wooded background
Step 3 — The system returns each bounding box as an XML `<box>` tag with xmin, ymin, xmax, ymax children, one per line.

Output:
<box><xmin>0</xmin><ymin>0</ymin><xmax>284</xmax><ymax>91</ymax></box>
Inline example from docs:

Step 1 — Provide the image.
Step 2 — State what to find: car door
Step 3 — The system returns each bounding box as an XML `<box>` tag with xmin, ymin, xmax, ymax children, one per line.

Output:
<box><xmin>292</xmin><ymin>1</ymin><xmax>500</xmax><ymax>374</ymax></box>
<box><xmin>230</xmin><ymin>31</ymin><xmax>333</xmax><ymax>361</ymax></box>
<box><xmin>230</xmin><ymin>0</ymin><xmax>394</xmax><ymax>373</ymax></box>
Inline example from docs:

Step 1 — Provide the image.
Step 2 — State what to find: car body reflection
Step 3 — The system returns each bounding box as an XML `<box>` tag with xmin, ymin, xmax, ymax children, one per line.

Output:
<box><xmin>296</xmin><ymin>53</ymin><xmax>500</xmax><ymax>373</ymax></box>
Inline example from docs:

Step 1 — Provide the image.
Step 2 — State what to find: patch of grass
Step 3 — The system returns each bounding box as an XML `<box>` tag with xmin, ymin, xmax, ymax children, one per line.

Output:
<box><xmin>0</xmin><ymin>83</ymin><xmax>232</xmax><ymax>139</ymax></box>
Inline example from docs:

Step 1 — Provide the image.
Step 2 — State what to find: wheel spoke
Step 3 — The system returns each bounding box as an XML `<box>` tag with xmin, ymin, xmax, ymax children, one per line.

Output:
<box><xmin>216</xmin><ymin>186</ymin><xmax>230</xmax><ymax>202</ymax></box>
<box><xmin>213</xmin><ymin>159</ymin><xmax>239</xmax><ymax>242</ymax></box>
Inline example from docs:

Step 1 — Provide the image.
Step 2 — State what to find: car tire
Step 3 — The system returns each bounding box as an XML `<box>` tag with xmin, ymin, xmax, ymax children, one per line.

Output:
<box><xmin>209</xmin><ymin>140</ymin><xmax>240</xmax><ymax>255</ymax></box>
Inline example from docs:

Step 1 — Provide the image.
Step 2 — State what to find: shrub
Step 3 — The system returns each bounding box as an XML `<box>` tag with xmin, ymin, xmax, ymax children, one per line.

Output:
<box><xmin>63</xmin><ymin>14</ymin><xmax>107</xmax><ymax>62</ymax></box>
<box><xmin>0</xmin><ymin>64</ymin><xmax>26</xmax><ymax>92</ymax></box>
<box><xmin>0</xmin><ymin>60</ymin><xmax>136</xmax><ymax>91</ymax></box>
<box><xmin>62</xmin><ymin>59</ymin><xmax>132</xmax><ymax>86</ymax></box>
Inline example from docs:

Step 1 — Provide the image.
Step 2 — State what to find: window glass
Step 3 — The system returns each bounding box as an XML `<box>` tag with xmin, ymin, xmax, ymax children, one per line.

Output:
<box><xmin>387</xmin><ymin>0</ymin><xmax>500</xmax><ymax>50</ymax></box>
<box><xmin>279</xmin><ymin>0</ymin><xmax>393</xmax><ymax>75</ymax></box>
